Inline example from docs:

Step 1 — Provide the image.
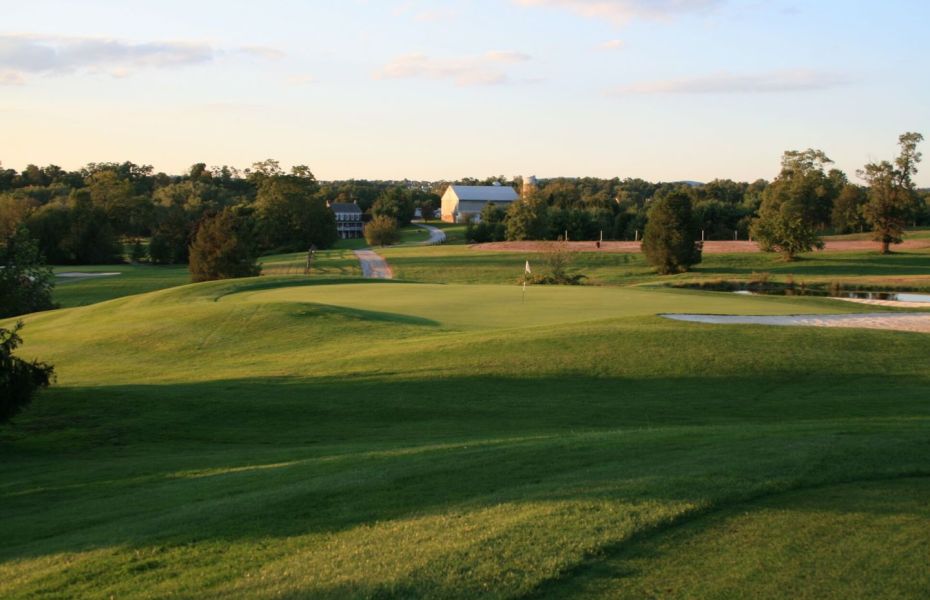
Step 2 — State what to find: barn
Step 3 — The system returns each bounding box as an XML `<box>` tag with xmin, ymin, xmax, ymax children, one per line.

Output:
<box><xmin>440</xmin><ymin>184</ymin><xmax>520</xmax><ymax>223</ymax></box>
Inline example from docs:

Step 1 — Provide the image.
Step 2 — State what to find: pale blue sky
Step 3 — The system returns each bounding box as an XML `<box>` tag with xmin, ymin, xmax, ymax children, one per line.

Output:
<box><xmin>2</xmin><ymin>0</ymin><xmax>928</xmax><ymax>184</ymax></box>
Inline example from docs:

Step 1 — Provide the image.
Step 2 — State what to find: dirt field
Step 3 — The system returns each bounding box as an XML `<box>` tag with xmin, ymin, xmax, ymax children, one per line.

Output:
<box><xmin>472</xmin><ymin>239</ymin><xmax>930</xmax><ymax>254</ymax></box>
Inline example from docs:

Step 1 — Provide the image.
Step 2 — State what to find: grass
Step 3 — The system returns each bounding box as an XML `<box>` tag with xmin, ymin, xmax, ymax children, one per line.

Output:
<box><xmin>2</xmin><ymin>279</ymin><xmax>929</xmax><ymax>598</ymax></box>
<box><xmin>53</xmin><ymin>264</ymin><xmax>191</xmax><ymax>308</ymax></box>
<box><xmin>378</xmin><ymin>244</ymin><xmax>930</xmax><ymax>290</ymax></box>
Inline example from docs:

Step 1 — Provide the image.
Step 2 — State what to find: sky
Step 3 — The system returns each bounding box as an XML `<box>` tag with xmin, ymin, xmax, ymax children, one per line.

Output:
<box><xmin>2</xmin><ymin>0</ymin><xmax>929</xmax><ymax>185</ymax></box>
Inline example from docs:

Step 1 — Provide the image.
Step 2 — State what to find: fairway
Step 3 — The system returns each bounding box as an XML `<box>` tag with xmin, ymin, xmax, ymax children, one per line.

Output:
<box><xmin>3</xmin><ymin>279</ymin><xmax>930</xmax><ymax>598</ymax></box>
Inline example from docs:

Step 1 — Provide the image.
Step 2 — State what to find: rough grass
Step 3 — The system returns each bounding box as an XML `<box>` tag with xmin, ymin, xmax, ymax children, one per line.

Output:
<box><xmin>2</xmin><ymin>280</ymin><xmax>929</xmax><ymax>598</ymax></box>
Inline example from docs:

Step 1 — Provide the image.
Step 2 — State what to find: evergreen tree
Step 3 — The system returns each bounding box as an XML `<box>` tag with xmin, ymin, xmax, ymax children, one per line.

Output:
<box><xmin>189</xmin><ymin>209</ymin><xmax>260</xmax><ymax>282</ymax></box>
<box><xmin>642</xmin><ymin>191</ymin><xmax>702</xmax><ymax>274</ymax></box>
<box><xmin>0</xmin><ymin>322</ymin><xmax>54</xmax><ymax>424</ymax></box>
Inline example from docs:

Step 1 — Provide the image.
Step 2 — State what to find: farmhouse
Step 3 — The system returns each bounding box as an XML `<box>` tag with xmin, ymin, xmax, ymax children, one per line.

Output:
<box><xmin>329</xmin><ymin>202</ymin><xmax>363</xmax><ymax>239</ymax></box>
<box><xmin>441</xmin><ymin>184</ymin><xmax>520</xmax><ymax>223</ymax></box>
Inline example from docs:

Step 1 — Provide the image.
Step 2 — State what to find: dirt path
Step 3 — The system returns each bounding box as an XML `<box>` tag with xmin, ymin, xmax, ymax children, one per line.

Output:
<box><xmin>662</xmin><ymin>312</ymin><xmax>930</xmax><ymax>334</ymax></box>
<box><xmin>416</xmin><ymin>224</ymin><xmax>446</xmax><ymax>245</ymax></box>
<box><xmin>472</xmin><ymin>239</ymin><xmax>930</xmax><ymax>254</ymax></box>
<box><xmin>354</xmin><ymin>249</ymin><xmax>393</xmax><ymax>279</ymax></box>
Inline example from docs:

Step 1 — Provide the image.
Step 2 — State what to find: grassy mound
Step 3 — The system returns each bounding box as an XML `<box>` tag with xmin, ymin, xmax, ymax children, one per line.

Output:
<box><xmin>2</xmin><ymin>280</ymin><xmax>929</xmax><ymax>598</ymax></box>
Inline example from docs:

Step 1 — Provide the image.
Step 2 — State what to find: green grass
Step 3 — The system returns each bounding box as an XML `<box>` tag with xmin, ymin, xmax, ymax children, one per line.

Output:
<box><xmin>2</xmin><ymin>279</ymin><xmax>929</xmax><ymax>598</ymax></box>
<box><xmin>379</xmin><ymin>244</ymin><xmax>930</xmax><ymax>290</ymax></box>
<box><xmin>52</xmin><ymin>264</ymin><xmax>191</xmax><ymax>308</ymax></box>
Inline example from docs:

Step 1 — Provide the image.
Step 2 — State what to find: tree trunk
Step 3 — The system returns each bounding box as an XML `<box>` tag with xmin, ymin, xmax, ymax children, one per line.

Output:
<box><xmin>881</xmin><ymin>239</ymin><xmax>891</xmax><ymax>254</ymax></box>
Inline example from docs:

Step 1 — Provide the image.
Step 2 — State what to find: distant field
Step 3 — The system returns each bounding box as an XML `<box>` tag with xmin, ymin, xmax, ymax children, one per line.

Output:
<box><xmin>53</xmin><ymin>264</ymin><xmax>190</xmax><ymax>308</ymax></box>
<box><xmin>3</xmin><ymin>280</ymin><xmax>929</xmax><ymax>597</ymax></box>
<box><xmin>379</xmin><ymin>244</ymin><xmax>930</xmax><ymax>289</ymax></box>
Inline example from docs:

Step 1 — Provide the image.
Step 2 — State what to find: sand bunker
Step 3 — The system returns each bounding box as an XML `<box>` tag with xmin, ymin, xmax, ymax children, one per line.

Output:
<box><xmin>662</xmin><ymin>312</ymin><xmax>930</xmax><ymax>334</ymax></box>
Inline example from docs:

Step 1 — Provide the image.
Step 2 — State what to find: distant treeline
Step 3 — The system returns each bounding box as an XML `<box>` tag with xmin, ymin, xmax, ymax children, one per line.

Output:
<box><xmin>0</xmin><ymin>160</ymin><xmax>439</xmax><ymax>265</ymax></box>
<box><xmin>2</xmin><ymin>156</ymin><xmax>929</xmax><ymax>264</ymax></box>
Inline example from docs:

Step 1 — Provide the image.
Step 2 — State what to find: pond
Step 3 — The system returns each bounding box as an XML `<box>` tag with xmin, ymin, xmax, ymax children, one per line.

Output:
<box><xmin>732</xmin><ymin>289</ymin><xmax>930</xmax><ymax>303</ymax></box>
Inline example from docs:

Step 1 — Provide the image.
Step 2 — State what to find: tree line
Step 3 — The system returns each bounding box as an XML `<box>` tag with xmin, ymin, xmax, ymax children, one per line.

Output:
<box><xmin>0</xmin><ymin>159</ymin><xmax>442</xmax><ymax>268</ymax></box>
<box><xmin>466</xmin><ymin>134</ymin><xmax>927</xmax><ymax>259</ymax></box>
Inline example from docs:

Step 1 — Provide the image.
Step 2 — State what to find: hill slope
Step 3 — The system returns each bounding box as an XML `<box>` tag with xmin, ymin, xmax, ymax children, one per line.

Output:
<box><xmin>2</xmin><ymin>279</ymin><xmax>929</xmax><ymax>598</ymax></box>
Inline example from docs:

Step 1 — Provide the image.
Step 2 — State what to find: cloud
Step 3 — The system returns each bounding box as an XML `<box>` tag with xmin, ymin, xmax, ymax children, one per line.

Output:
<box><xmin>610</xmin><ymin>70</ymin><xmax>850</xmax><ymax>94</ymax></box>
<box><xmin>598</xmin><ymin>39</ymin><xmax>626</xmax><ymax>50</ymax></box>
<box><xmin>376</xmin><ymin>51</ymin><xmax>532</xmax><ymax>86</ymax></box>
<box><xmin>514</xmin><ymin>0</ymin><xmax>722</xmax><ymax>25</ymax></box>
<box><xmin>239</xmin><ymin>45</ymin><xmax>286</xmax><ymax>60</ymax></box>
<box><xmin>0</xmin><ymin>34</ymin><xmax>282</xmax><ymax>84</ymax></box>
<box><xmin>484</xmin><ymin>50</ymin><xmax>532</xmax><ymax>63</ymax></box>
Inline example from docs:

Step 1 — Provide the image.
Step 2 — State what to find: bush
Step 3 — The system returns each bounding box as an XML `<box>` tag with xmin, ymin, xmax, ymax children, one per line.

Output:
<box><xmin>642</xmin><ymin>191</ymin><xmax>702</xmax><ymax>274</ymax></box>
<box><xmin>0</xmin><ymin>227</ymin><xmax>55</xmax><ymax>318</ymax></box>
<box><xmin>0</xmin><ymin>322</ymin><xmax>54</xmax><ymax>424</ymax></box>
<box><xmin>189</xmin><ymin>209</ymin><xmax>260</xmax><ymax>282</ymax></box>
<box><xmin>364</xmin><ymin>216</ymin><xmax>399</xmax><ymax>247</ymax></box>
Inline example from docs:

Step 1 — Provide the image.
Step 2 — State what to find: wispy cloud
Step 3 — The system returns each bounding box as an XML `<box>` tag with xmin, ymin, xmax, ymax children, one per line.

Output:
<box><xmin>610</xmin><ymin>70</ymin><xmax>850</xmax><ymax>94</ymax></box>
<box><xmin>0</xmin><ymin>34</ymin><xmax>282</xmax><ymax>84</ymax></box>
<box><xmin>514</xmin><ymin>0</ymin><xmax>722</xmax><ymax>25</ymax></box>
<box><xmin>376</xmin><ymin>51</ymin><xmax>532</xmax><ymax>86</ymax></box>
<box><xmin>239</xmin><ymin>45</ymin><xmax>286</xmax><ymax>60</ymax></box>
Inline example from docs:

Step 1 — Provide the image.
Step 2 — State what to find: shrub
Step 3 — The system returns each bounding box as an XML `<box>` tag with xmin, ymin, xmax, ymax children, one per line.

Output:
<box><xmin>0</xmin><ymin>322</ymin><xmax>54</xmax><ymax>424</ymax></box>
<box><xmin>364</xmin><ymin>216</ymin><xmax>399</xmax><ymax>247</ymax></box>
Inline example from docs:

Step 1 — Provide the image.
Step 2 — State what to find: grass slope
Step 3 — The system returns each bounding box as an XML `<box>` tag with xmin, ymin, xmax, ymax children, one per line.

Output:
<box><xmin>2</xmin><ymin>280</ymin><xmax>929</xmax><ymax>598</ymax></box>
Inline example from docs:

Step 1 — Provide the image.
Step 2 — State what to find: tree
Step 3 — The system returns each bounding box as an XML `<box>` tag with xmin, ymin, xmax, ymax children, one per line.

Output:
<box><xmin>751</xmin><ymin>149</ymin><xmax>836</xmax><ymax>260</ymax></box>
<box><xmin>831</xmin><ymin>184</ymin><xmax>869</xmax><ymax>233</ymax></box>
<box><xmin>188</xmin><ymin>209</ymin><xmax>260</xmax><ymax>282</ymax></box>
<box><xmin>505</xmin><ymin>198</ymin><xmax>548</xmax><ymax>240</ymax></box>
<box><xmin>859</xmin><ymin>132</ymin><xmax>924</xmax><ymax>254</ymax></box>
<box><xmin>372</xmin><ymin>187</ymin><xmax>416</xmax><ymax>226</ymax></box>
<box><xmin>1</xmin><ymin>322</ymin><xmax>54</xmax><ymax>424</ymax></box>
<box><xmin>0</xmin><ymin>227</ymin><xmax>55</xmax><ymax>318</ymax></box>
<box><xmin>642</xmin><ymin>191</ymin><xmax>702</xmax><ymax>274</ymax></box>
<box><xmin>254</xmin><ymin>176</ymin><xmax>336</xmax><ymax>251</ymax></box>
<box><xmin>364</xmin><ymin>216</ymin><xmax>399</xmax><ymax>247</ymax></box>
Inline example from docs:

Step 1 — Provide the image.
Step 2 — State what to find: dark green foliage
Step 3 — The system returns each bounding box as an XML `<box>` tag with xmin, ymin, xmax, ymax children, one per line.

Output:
<box><xmin>364</xmin><ymin>216</ymin><xmax>400</xmax><ymax>247</ymax></box>
<box><xmin>859</xmin><ymin>132</ymin><xmax>924</xmax><ymax>253</ymax></box>
<box><xmin>372</xmin><ymin>187</ymin><xmax>416</xmax><ymax>226</ymax></box>
<box><xmin>0</xmin><ymin>322</ymin><xmax>53</xmax><ymax>424</ymax></box>
<box><xmin>505</xmin><ymin>198</ymin><xmax>548</xmax><ymax>240</ymax></box>
<box><xmin>751</xmin><ymin>149</ymin><xmax>836</xmax><ymax>260</ymax></box>
<box><xmin>148</xmin><ymin>208</ymin><xmax>194</xmax><ymax>265</ymax></box>
<box><xmin>255</xmin><ymin>176</ymin><xmax>336</xmax><ymax>252</ymax></box>
<box><xmin>0</xmin><ymin>227</ymin><xmax>55</xmax><ymax>318</ymax></box>
<box><xmin>831</xmin><ymin>184</ymin><xmax>869</xmax><ymax>233</ymax></box>
<box><xmin>189</xmin><ymin>209</ymin><xmax>260</xmax><ymax>283</ymax></box>
<box><xmin>642</xmin><ymin>191</ymin><xmax>702</xmax><ymax>274</ymax></box>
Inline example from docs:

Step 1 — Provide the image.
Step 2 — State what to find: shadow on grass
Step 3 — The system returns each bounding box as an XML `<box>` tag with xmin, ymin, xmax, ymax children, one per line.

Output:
<box><xmin>2</xmin><ymin>372</ymin><xmax>930</xmax><ymax>564</ymax></box>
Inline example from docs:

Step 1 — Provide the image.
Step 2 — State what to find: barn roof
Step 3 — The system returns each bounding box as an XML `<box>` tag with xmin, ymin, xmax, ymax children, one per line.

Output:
<box><xmin>447</xmin><ymin>185</ymin><xmax>519</xmax><ymax>202</ymax></box>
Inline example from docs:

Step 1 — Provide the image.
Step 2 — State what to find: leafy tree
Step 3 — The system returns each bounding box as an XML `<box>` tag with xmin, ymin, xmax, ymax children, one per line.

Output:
<box><xmin>642</xmin><ymin>191</ymin><xmax>702</xmax><ymax>274</ymax></box>
<box><xmin>859</xmin><ymin>132</ymin><xmax>924</xmax><ymax>254</ymax></box>
<box><xmin>831</xmin><ymin>184</ymin><xmax>869</xmax><ymax>234</ymax></box>
<box><xmin>254</xmin><ymin>175</ymin><xmax>336</xmax><ymax>251</ymax></box>
<box><xmin>364</xmin><ymin>216</ymin><xmax>399</xmax><ymax>247</ymax></box>
<box><xmin>189</xmin><ymin>209</ymin><xmax>260</xmax><ymax>282</ymax></box>
<box><xmin>0</xmin><ymin>322</ymin><xmax>54</xmax><ymax>424</ymax></box>
<box><xmin>62</xmin><ymin>191</ymin><xmax>124</xmax><ymax>264</ymax></box>
<box><xmin>372</xmin><ymin>187</ymin><xmax>416</xmax><ymax>226</ymax></box>
<box><xmin>505</xmin><ymin>198</ymin><xmax>548</xmax><ymax>240</ymax></box>
<box><xmin>751</xmin><ymin>149</ymin><xmax>837</xmax><ymax>260</ymax></box>
<box><xmin>0</xmin><ymin>227</ymin><xmax>55</xmax><ymax>318</ymax></box>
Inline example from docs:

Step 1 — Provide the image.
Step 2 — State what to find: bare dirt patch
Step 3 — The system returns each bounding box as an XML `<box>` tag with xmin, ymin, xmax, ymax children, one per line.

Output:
<box><xmin>472</xmin><ymin>240</ymin><xmax>930</xmax><ymax>254</ymax></box>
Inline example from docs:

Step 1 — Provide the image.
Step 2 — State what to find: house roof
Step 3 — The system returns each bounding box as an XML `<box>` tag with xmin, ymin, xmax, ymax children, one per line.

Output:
<box><xmin>329</xmin><ymin>202</ymin><xmax>362</xmax><ymax>214</ymax></box>
<box><xmin>447</xmin><ymin>185</ymin><xmax>519</xmax><ymax>202</ymax></box>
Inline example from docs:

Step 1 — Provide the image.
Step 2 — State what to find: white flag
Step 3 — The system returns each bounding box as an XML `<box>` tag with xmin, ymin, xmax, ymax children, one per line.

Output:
<box><xmin>525</xmin><ymin>261</ymin><xmax>531</xmax><ymax>274</ymax></box>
